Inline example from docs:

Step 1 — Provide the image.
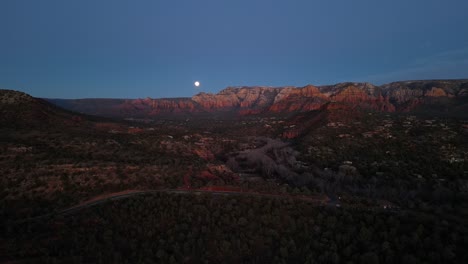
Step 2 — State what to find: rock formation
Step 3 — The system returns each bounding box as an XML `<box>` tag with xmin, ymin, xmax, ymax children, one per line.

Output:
<box><xmin>44</xmin><ymin>79</ymin><xmax>468</xmax><ymax>118</ymax></box>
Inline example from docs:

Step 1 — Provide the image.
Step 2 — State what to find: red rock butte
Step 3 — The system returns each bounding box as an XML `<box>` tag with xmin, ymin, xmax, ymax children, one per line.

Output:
<box><xmin>45</xmin><ymin>79</ymin><xmax>468</xmax><ymax>118</ymax></box>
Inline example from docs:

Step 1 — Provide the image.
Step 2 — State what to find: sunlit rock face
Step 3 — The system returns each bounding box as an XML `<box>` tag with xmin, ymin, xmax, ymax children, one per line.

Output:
<box><xmin>269</xmin><ymin>85</ymin><xmax>327</xmax><ymax>112</ymax></box>
<box><xmin>424</xmin><ymin>87</ymin><xmax>449</xmax><ymax>97</ymax></box>
<box><xmin>192</xmin><ymin>86</ymin><xmax>280</xmax><ymax>109</ymax></box>
<box><xmin>45</xmin><ymin>79</ymin><xmax>468</xmax><ymax>118</ymax></box>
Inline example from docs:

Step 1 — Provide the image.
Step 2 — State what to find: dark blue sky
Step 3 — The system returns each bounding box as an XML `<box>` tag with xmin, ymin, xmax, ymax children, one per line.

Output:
<box><xmin>1</xmin><ymin>0</ymin><xmax>467</xmax><ymax>98</ymax></box>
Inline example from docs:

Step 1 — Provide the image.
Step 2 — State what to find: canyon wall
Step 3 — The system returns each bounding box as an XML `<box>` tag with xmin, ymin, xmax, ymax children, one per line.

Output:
<box><xmin>46</xmin><ymin>80</ymin><xmax>468</xmax><ymax>118</ymax></box>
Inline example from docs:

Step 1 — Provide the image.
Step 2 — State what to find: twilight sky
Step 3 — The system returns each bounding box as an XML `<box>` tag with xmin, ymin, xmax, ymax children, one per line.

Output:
<box><xmin>1</xmin><ymin>0</ymin><xmax>468</xmax><ymax>99</ymax></box>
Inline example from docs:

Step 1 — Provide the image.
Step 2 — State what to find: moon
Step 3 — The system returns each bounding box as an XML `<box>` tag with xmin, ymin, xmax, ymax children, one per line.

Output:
<box><xmin>194</xmin><ymin>81</ymin><xmax>200</xmax><ymax>87</ymax></box>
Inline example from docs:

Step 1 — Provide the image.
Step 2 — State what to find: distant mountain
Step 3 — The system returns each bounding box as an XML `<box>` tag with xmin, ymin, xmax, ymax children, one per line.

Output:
<box><xmin>42</xmin><ymin>79</ymin><xmax>468</xmax><ymax>119</ymax></box>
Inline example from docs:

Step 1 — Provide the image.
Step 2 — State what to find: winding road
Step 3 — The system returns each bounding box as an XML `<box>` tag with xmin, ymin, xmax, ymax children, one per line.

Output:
<box><xmin>17</xmin><ymin>188</ymin><xmax>330</xmax><ymax>223</ymax></box>
<box><xmin>62</xmin><ymin>188</ymin><xmax>329</xmax><ymax>214</ymax></box>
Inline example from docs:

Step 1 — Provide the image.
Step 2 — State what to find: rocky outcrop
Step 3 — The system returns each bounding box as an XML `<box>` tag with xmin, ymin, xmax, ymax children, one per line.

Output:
<box><xmin>269</xmin><ymin>85</ymin><xmax>327</xmax><ymax>112</ymax></box>
<box><xmin>0</xmin><ymin>89</ymin><xmax>35</xmax><ymax>105</ymax></box>
<box><xmin>192</xmin><ymin>87</ymin><xmax>279</xmax><ymax>109</ymax></box>
<box><xmin>425</xmin><ymin>87</ymin><xmax>449</xmax><ymax>97</ymax></box>
<box><xmin>282</xmin><ymin>130</ymin><xmax>302</xmax><ymax>139</ymax></box>
<box><xmin>331</xmin><ymin>85</ymin><xmax>396</xmax><ymax>112</ymax></box>
<box><xmin>381</xmin><ymin>80</ymin><xmax>468</xmax><ymax>112</ymax></box>
<box><xmin>44</xmin><ymin>79</ymin><xmax>468</xmax><ymax>118</ymax></box>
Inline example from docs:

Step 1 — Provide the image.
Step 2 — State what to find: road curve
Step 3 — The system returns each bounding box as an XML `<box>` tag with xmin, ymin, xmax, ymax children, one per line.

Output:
<box><xmin>17</xmin><ymin>189</ymin><xmax>329</xmax><ymax>223</ymax></box>
<box><xmin>62</xmin><ymin>188</ymin><xmax>329</xmax><ymax>215</ymax></box>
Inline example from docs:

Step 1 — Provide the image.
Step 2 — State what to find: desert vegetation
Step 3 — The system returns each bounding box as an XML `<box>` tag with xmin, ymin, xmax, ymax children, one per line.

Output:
<box><xmin>1</xmin><ymin>88</ymin><xmax>468</xmax><ymax>262</ymax></box>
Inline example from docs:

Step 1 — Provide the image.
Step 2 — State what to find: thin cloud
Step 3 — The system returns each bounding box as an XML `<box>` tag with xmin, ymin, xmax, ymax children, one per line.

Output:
<box><xmin>358</xmin><ymin>47</ymin><xmax>468</xmax><ymax>84</ymax></box>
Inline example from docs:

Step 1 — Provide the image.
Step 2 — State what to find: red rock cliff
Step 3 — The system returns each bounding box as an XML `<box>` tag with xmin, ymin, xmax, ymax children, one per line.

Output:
<box><xmin>46</xmin><ymin>79</ymin><xmax>468</xmax><ymax>118</ymax></box>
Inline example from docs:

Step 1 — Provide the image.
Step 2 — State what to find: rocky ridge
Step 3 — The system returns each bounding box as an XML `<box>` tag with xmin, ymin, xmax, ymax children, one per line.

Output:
<box><xmin>44</xmin><ymin>79</ymin><xmax>468</xmax><ymax>118</ymax></box>
<box><xmin>0</xmin><ymin>89</ymin><xmax>35</xmax><ymax>105</ymax></box>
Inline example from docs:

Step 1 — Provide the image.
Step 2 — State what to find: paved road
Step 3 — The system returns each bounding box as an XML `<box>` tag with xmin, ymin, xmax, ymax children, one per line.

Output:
<box><xmin>62</xmin><ymin>188</ymin><xmax>329</xmax><ymax>214</ymax></box>
<box><xmin>16</xmin><ymin>188</ymin><xmax>329</xmax><ymax>223</ymax></box>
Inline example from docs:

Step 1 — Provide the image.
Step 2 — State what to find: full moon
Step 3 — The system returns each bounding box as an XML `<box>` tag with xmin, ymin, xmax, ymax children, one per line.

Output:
<box><xmin>194</xmin><ymin>81</ymin><xmax>200</xmax><ymax>87</ymax></box>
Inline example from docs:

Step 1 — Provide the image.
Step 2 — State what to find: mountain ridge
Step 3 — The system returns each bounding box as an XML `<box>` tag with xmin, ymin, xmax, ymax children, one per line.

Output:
<box><xmin>0</xmin><ymin>79</ymin><xmax>463</xmax><ymax>119</ymax></box>
<box><xmin>42</xmin><ymin>79</ymin><xmax>468</xmax><ymax>119</ymax></box>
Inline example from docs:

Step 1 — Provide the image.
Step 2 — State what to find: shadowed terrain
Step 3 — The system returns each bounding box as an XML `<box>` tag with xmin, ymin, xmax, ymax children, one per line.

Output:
<box><xmin>1</xmin><ymin>80</ymin><xmax>468</xmax><ymax>263</ymax></box>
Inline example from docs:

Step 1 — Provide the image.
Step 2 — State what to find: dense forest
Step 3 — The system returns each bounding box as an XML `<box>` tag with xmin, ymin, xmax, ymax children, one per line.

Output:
<box><xmin>1</xmin><ymin>89</ymin><xmax>468</xmax><ymax>263</ymax></box>
<box><xmin>4</xmin><ymin>192</ymin><xmax>467</xmax><ymax>263</ymax></box>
